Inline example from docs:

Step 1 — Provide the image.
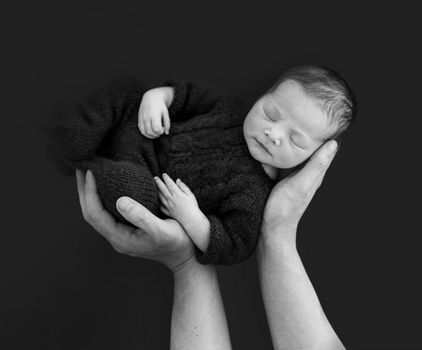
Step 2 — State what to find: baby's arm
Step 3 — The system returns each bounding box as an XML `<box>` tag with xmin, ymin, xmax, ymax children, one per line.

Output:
<box><xmin>156</xmin><ymin>173</ymin><xmax>270</xmax><ymax>265</ymax></box>
<box><xmin>138</xmin><ymin>87</ymin><xmax>174</xmax><ymax>139</ymax></box>
<box><xmin>154</xmin><ymin>173</ymin><xmax>210</xmax><ymax>252</ymax></box>
<box><xmin>138</xmin><ymin>80</ymin><xmax>243</xmax><ymax>139</ymax></box>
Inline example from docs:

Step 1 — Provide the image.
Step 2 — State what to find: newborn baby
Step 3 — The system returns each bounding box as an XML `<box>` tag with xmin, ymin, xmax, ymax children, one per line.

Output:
<box><xmin>43</xmin><ymin>65</ymin><xmax>356</xmax><ymax>265</ymax></box>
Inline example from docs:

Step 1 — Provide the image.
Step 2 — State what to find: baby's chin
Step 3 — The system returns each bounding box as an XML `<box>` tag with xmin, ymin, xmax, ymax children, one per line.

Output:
<box><xmin>250</xmin><ymin>151</ymin><xmax>296</xmax><ymax>170</ymax></box>
<box><xmin>261</xmin><ymin>159</ymin><xmax>303</xmax><ymax>170</ymax></box>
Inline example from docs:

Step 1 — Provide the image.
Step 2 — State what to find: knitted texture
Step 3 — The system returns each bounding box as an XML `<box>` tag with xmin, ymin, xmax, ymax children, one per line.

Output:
<box><xmin>42</xmin><ymin>76</ymin><xmax>277</xmax><ymax>265</ymax></box>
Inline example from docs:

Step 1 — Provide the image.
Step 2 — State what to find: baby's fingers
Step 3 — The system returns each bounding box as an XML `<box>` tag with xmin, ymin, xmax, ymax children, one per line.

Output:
<box><xmin>162</xmin><ymin>108</ymin><xmax>170</xmax><ymax>135</ymax></box>
<box><xmin>139</xmin><ymin>116</ymin><xmax>155</xmax><ymax>139</ymax></box>
<box><xmin>162</xmin><ymin>173</ymin><xmax>179</xmax><ymax>193</ymax></box>
<box><xmin>151</xmin><ymin>117</ymin><xmax>164</xmax><ymax>136</ymax></box>
<box><xmin>176</xmin><ymin>179</ymin><xmax>193</xmax><ymax>196</ymax></box>
<box><xmin>142</xmin><ymin>116</ymin><xmax>155</xmax><ymax>138</ymax></box>
<box><xmin>160</xmin><ymin>206</ymin><xmax>171</xmax><ymax>216</ymax></box>
<box><xmin>154</xmin><ymin>176</ymin><xmax>171</xmax><ymax>198</ymax></box>
<box><xmin>158</xmin><ymin>192</ymin><xmax>169</xmax><ymax>207</ymax></box>
<box><xmin>138</xmin><ymin>117</ymin><xmax>144</xmax><ymax>134</ymax></box>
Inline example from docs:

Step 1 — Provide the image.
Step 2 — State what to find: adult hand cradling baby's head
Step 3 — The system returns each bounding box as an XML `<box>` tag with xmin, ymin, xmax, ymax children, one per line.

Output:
<box><xmin>261</xmin><ymin>140</ymin><xmax>338</xmax><ymax>247</ymax></box>
<box><xmin>76</xmin><ymin>169</ymin><xmax>194</xmax><ymax>272</ymax></box>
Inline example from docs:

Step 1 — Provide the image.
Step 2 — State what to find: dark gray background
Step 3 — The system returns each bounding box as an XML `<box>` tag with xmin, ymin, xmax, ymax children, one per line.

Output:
<box><xmin>1</xmin><ymin>1</ymin><xmax>420</xmax><ymax>349</ymax></box>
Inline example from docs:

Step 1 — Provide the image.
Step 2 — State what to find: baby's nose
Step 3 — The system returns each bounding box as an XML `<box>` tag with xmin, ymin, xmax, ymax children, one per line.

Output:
<box><xmin>265</xmin><ymin>128</ymin><xmax>283</xmax><ymax>146</ymax></box>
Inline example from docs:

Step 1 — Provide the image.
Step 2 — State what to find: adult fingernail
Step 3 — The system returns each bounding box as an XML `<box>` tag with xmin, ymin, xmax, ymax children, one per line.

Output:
<box><xmin>328</xmin><ymin>141</ymin><xmax>337</xmax><ymax>153</ymax></box>
<box><xmin>117</xmin><ymin>197</ymin><xmax>133</xmax><ymax>211</ymax></box>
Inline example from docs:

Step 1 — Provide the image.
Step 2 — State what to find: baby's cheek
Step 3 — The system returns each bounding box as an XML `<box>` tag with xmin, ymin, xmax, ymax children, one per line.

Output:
<box><xmin>296</xmin><ymin>149</ymin><xmax>313</xmax><ymax>163</ymax></box>
<box><xmin>284</xmin><ymin>149</ymin><xmax>311</xmax><ymax>168</ymax></box>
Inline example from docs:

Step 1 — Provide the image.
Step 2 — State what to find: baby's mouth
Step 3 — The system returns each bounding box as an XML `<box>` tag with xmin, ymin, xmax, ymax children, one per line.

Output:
<box><xmin>255</xmin><ymin>139</ymin><xmax>271</xmax><ymax>156</ymax></box>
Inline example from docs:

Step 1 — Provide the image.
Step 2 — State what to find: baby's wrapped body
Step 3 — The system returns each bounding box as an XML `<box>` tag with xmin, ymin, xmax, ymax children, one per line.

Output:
<box><xmin>43</xmin><ymin>76</ymin><xmax>276</xmax><ymax>265</ymax></box>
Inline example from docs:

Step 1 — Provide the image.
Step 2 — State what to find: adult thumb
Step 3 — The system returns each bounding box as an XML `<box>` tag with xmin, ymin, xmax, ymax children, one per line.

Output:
<box><xmin>314</xmin><ymin>140</ymin><xmax>338</xmax><ymax>173</ymax></box>
<box><xmin>293</xmin><ymin>140</ymin><xmax>338</xmax><ymax>192</ymax></box>
<box><xmin>116</xmin><ymin>196</ymin><xmax>159</xmax><ymax>232</ymax></box>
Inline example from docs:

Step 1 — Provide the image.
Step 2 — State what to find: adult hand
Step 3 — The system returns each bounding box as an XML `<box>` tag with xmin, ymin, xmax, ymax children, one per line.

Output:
<box><xmin>262</xmin><ymin>140</ymin><xmax>338</xmax><ymax>246</ymax></box>
<box><xmin>75</xmin><ymin>169</ymin><xmax>194</xmax><ymax>272</ymax></box>
<box><xmin>76</xmin><ymin>169</ymin><xmax>232</xmax><ymax>350</ymax></box>
<box><xmin>258</xmin><ymin>140</ymin><xmax>346</xmax><ymax>350</ymax></box>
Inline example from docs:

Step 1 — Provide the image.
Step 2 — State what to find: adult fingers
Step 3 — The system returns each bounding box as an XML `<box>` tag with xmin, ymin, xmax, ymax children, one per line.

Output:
<box><xmin>162</xmin><ymin>108</ymin><xmax>170</xmax><ymax>135</ymax></box>
<box><xmin>292</xmin><ymin>140</ymin><xmax>338</xmax><ymax>195</ymax></box>
<box><xmin>83</xmin><ymin>171</ymin><xmax>138</xmax><ymax>250</ymax></box>
<box><xmin>84</xmin><ymin>170</ymin><xmax>118</xmax><ymax>234</ymax></box>
<box><xmin>76</xmin><ymin>169</ymin><xmax>87</xmax><ymax>216</ymax></box>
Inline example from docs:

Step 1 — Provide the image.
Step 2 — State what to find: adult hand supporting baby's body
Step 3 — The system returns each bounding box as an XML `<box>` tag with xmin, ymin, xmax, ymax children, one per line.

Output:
<box><xmin>75</xmin><ymin>169</ymin><xmax>194</xmax><ymax>272</ymax></box>
<box><xmin>75</xmin><ymin>169</ymin><xmax>232</xmax><ymax>350</ymax></box>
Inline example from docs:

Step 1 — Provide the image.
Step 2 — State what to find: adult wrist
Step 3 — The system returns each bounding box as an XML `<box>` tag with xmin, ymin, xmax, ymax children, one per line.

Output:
<box><xmin>172</xmin><ymin>255</ymin><xmax>215</xmax><ymax>282</ymax></box>
<box><xmin>172</xmin><ymin>254</ymin><xmax>197</xmax><ymax>274</ymax></box>
<box><xmin>166</xmin><ymin>249</ymin><xmax>196</xmax><ymax>274</ymax></box>
<box><xmin>257</xmin><ymin>236</ymin><xmax>300</xmax><ymax>274</ymax></box>
<box><xmin>259</xmin><ymin>224</ymin><xmax>298</xmax><ymax>256</ymax></box>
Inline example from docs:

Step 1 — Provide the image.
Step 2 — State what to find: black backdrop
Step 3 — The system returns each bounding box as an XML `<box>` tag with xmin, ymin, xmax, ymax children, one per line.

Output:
<box><xmin>2</xmin><ymin>1</ymin><xmax>421</xmax><ymax>349</ymax></box>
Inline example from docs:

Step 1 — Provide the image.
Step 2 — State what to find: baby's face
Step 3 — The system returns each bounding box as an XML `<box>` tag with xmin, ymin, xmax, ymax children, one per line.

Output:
<box><xmin>243</xmin><ymin>80</ymin><xmax>334</xmax><ymax>171</ymax></box>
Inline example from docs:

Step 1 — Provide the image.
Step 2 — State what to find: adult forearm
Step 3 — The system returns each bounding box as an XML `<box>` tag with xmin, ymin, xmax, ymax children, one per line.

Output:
<box><xmin>170</xmin><ymin>260</ymin><xmax>232</xmax><ymax>350</ymax></box>
<box><xmin>257</xmin><ymin>233</ymin><xmax>346</xmax><ymax>350</ymax></box>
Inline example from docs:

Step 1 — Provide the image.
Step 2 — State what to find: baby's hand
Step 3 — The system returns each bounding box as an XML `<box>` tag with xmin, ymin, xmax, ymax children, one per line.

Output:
<box><xmin>154</xmin><ymin>173</ymin><xmax>200</xmax><ymax>226</ymax></box>
<box><xmin>138</xmin><ymin>90</ymin><xmax>171</xmax><ymax>139</ymax></box>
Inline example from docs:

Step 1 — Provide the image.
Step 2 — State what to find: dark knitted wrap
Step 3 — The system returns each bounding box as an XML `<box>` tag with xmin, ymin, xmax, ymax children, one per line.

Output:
<box><xmin>42</xmin><ymin>76</ymin><xmax>276</xmax><ymax>265</ymax></box>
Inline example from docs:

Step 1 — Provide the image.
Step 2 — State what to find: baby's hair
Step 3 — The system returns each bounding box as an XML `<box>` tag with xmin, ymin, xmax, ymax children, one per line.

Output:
<box><xmin>263</xmin><ymin>64</ymin><xmax>357</xmax><ymax>145</ymax></box>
